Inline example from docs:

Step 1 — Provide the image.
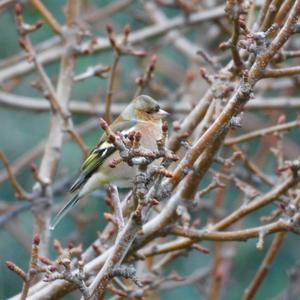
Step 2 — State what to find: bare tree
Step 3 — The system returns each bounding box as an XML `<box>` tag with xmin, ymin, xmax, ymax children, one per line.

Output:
<box><xmin>1</xmin><ymin>0</ymin><xmax>300</xmax><ymax>299</ymax></box>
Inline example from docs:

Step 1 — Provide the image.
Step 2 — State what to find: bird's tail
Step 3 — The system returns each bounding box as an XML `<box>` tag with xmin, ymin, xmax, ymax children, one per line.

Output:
<box><xmin>49</xmin><ymin>194</ymin><xmax>81</xmax><ymax>230</ymax></box>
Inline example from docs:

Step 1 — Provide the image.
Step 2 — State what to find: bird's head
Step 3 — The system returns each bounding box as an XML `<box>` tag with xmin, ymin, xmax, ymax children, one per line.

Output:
<box><xmin>121</xmin><ymin>95</ymin><xmax>169</xmax><ymax>122</ymax></box>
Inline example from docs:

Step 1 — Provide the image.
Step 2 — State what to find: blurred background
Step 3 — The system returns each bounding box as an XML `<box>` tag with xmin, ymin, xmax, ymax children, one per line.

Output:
<box><xmin>1</xmin><ymin>0</ymin><xmax>300</xmax><ymax>299</ymax></box>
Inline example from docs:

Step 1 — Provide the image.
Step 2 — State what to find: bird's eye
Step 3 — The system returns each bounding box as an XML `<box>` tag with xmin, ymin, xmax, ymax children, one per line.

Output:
<box><xmin>145</xmin><ymin>105</ymin><xmax>160</xmax><ymax>114</ymax></box>
<box><xmin>154</xmin><ymin>105</ymin><xmax>160</xmax><ymax>112</ymax></box>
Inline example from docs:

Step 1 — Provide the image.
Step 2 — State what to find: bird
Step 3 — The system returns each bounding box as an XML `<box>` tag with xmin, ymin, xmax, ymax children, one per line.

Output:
<box><xmin>50</xmin><ymin>95</ymin><xmax>169</xmax><ymax>230</ymax></box>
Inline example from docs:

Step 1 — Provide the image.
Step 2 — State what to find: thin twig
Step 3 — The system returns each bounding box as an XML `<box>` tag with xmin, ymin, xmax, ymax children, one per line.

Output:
<box><xmin>225</xmin><ymin>119</ymin><xmax>300</xmax><ymax>145</ymax></box>
<box><xmin>0</xmin><ymin>150</ymin><xmax>26</xmax><ymax>199</ymax></box>
<box><xmin>108</xmin><ymin>185</ymin><xmax>125</xmax><ymax>231</ymax></box>
<box><xmin>20</xmin><ymin>234</ymin><xmax>40</xmax><ymax>300</ymax></box>
<box><xmin>263</xmin><ymin>66</ymin><xmax>300</xmax><ymax>78</ymax></box>
<box><xmin>243</xmin><ymin>232</ymin><xmax>286</xmax><ymax>300</ymax></box>
<box><xmin>225</xmin><ymin>0</ymin><xmax>244</xmax><ymax>72</ymax></box>
<box><xmin>30</xmin><ymin>0</ymin><xmax>62</xmax><ymax>35</ymax></box>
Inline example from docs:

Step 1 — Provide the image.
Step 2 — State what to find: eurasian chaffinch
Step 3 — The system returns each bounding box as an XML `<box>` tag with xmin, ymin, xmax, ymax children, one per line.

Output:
<box><xmin>50</xmin><ymin>95</ymin><xmax>168</xmax><ymax>230</ymax></box>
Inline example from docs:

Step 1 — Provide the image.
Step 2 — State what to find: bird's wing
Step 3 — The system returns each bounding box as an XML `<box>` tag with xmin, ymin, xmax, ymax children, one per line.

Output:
<box><xmin>69</xmin><ymin>119</ymin><xmax>137</xmax><ymax>193</ymax></box>
<box><xmin>69</xmin><ymin>142</ymin><xmax>116</xmax><ymax>193</ymax></box>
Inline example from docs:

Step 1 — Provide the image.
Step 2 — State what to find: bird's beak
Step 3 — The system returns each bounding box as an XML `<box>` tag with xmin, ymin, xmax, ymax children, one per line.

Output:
<box><xmin>153</xmin><ymin>108</ymin><xmax>169</xmax><ymax>119</ymax></box>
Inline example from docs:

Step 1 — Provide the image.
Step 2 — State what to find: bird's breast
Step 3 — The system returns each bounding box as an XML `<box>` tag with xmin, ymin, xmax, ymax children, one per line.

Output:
<box><xmin>136</xmin><ymin>121</ymin><xmax>162</xmax><ymax>150</ymax></box>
